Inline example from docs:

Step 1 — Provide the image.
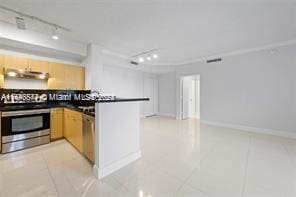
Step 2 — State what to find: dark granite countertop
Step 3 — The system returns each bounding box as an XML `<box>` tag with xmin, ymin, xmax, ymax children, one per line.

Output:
<box><xmin>0</xmin><ymin>98</ymin><xmax>149</xmax><ymax>116</ymax></box>
<box><xmin>96</xmin><ymin>98</ymin><xmax>149</xmax><ymax>103</ymax></box>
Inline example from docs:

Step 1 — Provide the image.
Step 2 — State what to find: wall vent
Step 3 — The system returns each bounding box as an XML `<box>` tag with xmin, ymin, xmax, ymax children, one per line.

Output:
<box><xmin>206</xmin><ymin>58</ymin><xmax>222</xmax><ymax>63</ymax></box>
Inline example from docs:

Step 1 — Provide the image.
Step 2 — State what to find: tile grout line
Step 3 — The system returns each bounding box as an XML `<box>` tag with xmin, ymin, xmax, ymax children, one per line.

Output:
<box><xmin>281</xmin><ymin>140</ymin><xmax>294</xmax><ymax>165</ymax></box>
<box><xmin>171</xmin><ymin>138</ymin><xmax>222</xmax><ymax>197</ymax></box>
<box><xmin>108</xmin><ymin>174</ymin><xmax>134</xmax><ymax>195</ymax></box>
<box><xmin>40</xmin><ymin>152</ymin><xmax>61</xmax><ymax>197</ymax></box>
<box><xmin>281</xmin><ymin>140</ymin><xmax>295</xmax><ymax>196</ymax></box>
<box><xmin>241</xmin><ymin>135</ymin><xmax>252</xmax><ymax>197</ymax></box>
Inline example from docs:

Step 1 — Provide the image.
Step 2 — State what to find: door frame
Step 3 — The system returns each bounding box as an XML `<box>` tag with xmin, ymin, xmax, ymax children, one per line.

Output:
<box><xmin>179</xmin><ymin>74</ymin><xmax>200</xmax><ymax>120</ymax></box>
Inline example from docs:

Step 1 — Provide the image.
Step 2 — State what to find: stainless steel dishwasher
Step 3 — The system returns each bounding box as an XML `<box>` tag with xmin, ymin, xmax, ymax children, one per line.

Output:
<box><xmin>82</xmin><ymin>114</ymin><xmax>95</xmax><ymax>163</ymax></box>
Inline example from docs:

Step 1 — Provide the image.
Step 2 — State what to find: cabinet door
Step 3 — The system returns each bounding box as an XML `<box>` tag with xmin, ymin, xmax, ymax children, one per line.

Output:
<box><xmin>63</xmin><ymin>109</ymin><xmax>83</xmax><ymax>153</ymax></box>
<box><xmin>28</xmin><ymin>59</ymin><xmax>49</xmax><ymax>72</ymax></box>
<box><xmin>72</xmin><ymin>114</ymin><xmax>83</xmax><ymax>152</ymax></box>
<box><xmin>77</xmin><ymin>67</ymin><xmax>85</xmax><ymax>89</ymax></box>
<box><xmin>48</xmin><ymin>62</ymin><xmax>66</xmax><ymax>89</ymax></box>
<box><xmin>63</xmin><ymin>65</ymin><xmax>85</xmax><ymax>90</ymax></box>
<box><xmin>50</xmin><ymin>108</ymin><xmax>63</xmax><ymax>140</ymax></box>
<box><xmin>3</xmin><ymin>55</ymin><xmax>29</xmax><ymax>69</ymax></box>
<box><xmin>63</xmin><ymin>109</ymin><xmax>71</xmax><ymax>140</ymax></box>
<box><xmin>0</xmin><ymin>54</ymin><xmax>4</xmax><ymax>88</ymax></box>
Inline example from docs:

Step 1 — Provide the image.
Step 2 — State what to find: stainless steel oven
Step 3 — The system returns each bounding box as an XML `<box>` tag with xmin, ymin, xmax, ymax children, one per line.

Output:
<box><xmin>1</xmin><ymin>109</ymin><xmax>50</xmax><ymax>153</ymax></box>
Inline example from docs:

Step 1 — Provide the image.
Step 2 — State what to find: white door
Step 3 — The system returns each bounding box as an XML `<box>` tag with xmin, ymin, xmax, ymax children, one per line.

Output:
<box><xmin>188</xmin><ymin>80</ymin><xmax>196</xmax><ymax>118</ymax></box>
<box><xmin>143</xmin><ymin>77</ymin><xmax>158</xmax><ymax>116</ymax></box>
<box><xmin>182</xmin><ymin>78</ymin><xmax>190</xmax><ymax>119</ymax></box>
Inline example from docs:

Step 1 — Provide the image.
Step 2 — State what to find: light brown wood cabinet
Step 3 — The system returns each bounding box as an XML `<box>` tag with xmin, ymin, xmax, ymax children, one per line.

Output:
<box><xmin>63</xmin><ymin>108</ymin><xmax>83</xmax><ymax>152</ymax></box>
<box><xmin>50</xmin><ymin>108</ymin><xmax>64</xmax><ymax>140</ymax></box>
<box><xmin>47</xmin><ymin>62</ymin><xmax>85</xmax><ymax>90</ymax></box>
<box><xmin>0</xmin><ymin>54</ymin><xmax>85</xmax><ymax>90</ymax></box>
<box><xmin>3</xmin><ymin>54</ymin><xmax>29</xmax><ymax>69</ymax></box>
<box><xmin>0</xmin><ymin>54</ymin><xmax>4</xmax><ymax>88</ymax></box>
<box><xmin>47</xmin><ymin>62</ymin><xmax>67</xmax><ymax>89</ymax></box>
<box><xmin>28</xmin><ymin>59</ymin><xmax>49</xmax><ymax>72</ymax></box>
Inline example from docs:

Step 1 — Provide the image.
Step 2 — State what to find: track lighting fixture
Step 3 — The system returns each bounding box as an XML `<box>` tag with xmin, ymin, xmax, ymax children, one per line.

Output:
<box><xmin>0</xmin><ymin>5</ymin><xmax>71</xmax><ymax>40</ymax></box>
<box><xmin>138</xmin><ymin>57</ymin><xmax>145</xmax><ymax>63</ymax></box>
<box><xmin>131</xmin><ymin>49</ymin><xmax>159</xmax><ymax>65</ymax></box>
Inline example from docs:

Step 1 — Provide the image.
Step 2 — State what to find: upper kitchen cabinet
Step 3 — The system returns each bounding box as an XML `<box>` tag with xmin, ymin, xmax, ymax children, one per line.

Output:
<box><xmin>64</xmin><ymin>65</ymin><xmax>85</xmax><ymax>90</ymax></box>
<box><xmin>28</xmin><ymin>59</ymin><xmax>49</xmax><ymax>72</ymax></box>
<box><xmin>0</xmin><ymin>54</ymin><xmax>84</xmax><ymax>90</ymax></box>
<box><xmin>3</xmin><ymin>54</ymin><xmax>29</xmax><ymax>69</ymax></box>
<box><xmin>47</xmin><ymin>62</ymin><xmax>85</xmax><ymax>90</ymax></box>
<box><xmin>3</xmin><ymin>55</ymin><xmax>49</xmax><ymax>72</ymax></box>
<box><xmin>47</xmin><ymin>62</ymin><xmax>67</xmax><ymax>89</ymax></box>
<box><xmin>0</xmin><ymin>54</ymin><xmax>4</xmax><ymax>88</ymax></box>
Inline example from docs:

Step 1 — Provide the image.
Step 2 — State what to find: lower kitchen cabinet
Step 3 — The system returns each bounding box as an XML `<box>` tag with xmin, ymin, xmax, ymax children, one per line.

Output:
<box><xmin>50</xmin><ymin>108</ymin><xmax>64</xmax><ymax>140</ymax></box>
<box><xmin>64</xmin><ymin>108</ymin><xmax>83</xmax><ymax>153</ymax></box>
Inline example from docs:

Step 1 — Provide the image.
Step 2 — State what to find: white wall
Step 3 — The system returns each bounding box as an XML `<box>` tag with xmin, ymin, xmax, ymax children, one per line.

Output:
<box><xmin>158</xmin><ymin>72</ymin><xmax>177</xmax><ymax>117</ymax></box>
<box><xmin>5</xmin><ymin>78</ymin><xmax>47</xmax><ymax>89</ymax></box>
<box><xmin>159</xmin><ymin>44</ymin><xmax>296</xmax><ymax>133</ymax></box>
<box><xmin>100</xmin><ymin>65</ymin><xmax>143</xmax><ymax>98</ymax></box>
<box><xmin>100</xmin><ymin>65</ymin><xmax>159</xmax><ymax>116</ymax></box>
<box><xmin>84</xmin><ymin>44</ymin><xmax>159</xmax><ymax>116</ymax></box>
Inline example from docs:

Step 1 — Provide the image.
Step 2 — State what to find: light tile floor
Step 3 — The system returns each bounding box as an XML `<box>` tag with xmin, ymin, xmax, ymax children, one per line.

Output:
<box><xmin>1</xmin><ymin>116</ymin><xmax>296</xmax><ymax>197</ymax></box>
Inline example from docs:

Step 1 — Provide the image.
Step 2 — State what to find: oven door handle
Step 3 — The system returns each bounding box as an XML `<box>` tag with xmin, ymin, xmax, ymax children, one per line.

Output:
<box><xmin>1</xmin><ymin>109</ymin><xmax>50</xmax><ymax>117</ymax></box>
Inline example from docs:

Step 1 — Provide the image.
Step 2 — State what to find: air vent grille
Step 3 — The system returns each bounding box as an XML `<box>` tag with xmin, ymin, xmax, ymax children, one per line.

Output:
<box><xmin>206</xmin><ymin>58</ymin><xmax>222</xmax><ymax>63</ymax></box>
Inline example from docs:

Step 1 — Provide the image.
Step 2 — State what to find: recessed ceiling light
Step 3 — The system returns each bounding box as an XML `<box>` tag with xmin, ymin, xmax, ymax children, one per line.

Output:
<box><xmin>152</xmin><ymin>54</ymin><xmax>158</xmax><ymax>59</ymax></box>
<box><xmin>147</xmin><ymin>56</ymin><xmax>152</xmax><ymax>61</ymax></box>
<box><xmin>138</xmin><ymin>57</ymin><xmax>145</xmax><ymax>63</ymax></box>
<box><xmin>7</xmin><ymin>71</ymin><xmax>17</xmax><ymax>77</ymax></box>
<box><xmin>52</xmin><ymin>35</ymin><xmax>59</xmax><ymax>40</ymax></box>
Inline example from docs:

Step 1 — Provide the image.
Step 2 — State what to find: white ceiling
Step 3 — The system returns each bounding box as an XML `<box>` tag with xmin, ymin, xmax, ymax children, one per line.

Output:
<box><xmin>0</xmin><ymin>0</ymin><xmax>296</xmax><ymax>66</ymax></box>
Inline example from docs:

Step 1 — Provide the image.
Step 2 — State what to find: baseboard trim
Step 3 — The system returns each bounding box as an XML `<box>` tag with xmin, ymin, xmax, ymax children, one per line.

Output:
<box><xmin>93</xmin><ymin>150</ymin><xmax>141</xmax><ymax>179</ymax></box>
<box><xmin>156</xmin><ymin>113</ymin><xmax>176</xmax><ymax>118</ymax></box>
<box><xmin>201</xmin><ymin>120</ymin><xmax>296</xmax><ymax>139</ymax></box>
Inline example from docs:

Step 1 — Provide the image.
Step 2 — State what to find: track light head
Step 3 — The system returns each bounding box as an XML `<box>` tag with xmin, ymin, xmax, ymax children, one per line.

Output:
<box><xmin>51</xmin><ymin>27</ymin><xmax>59</xmax><ymax>40</ymax></box>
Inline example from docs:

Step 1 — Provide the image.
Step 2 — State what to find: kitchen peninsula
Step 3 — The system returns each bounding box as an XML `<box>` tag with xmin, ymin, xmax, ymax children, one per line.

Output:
<box><xmin>93</xmin><ymin>98</ymin><xmax>149</xmax><ymax>179</ymax></box>
<box><xmin>0</xmin><ymin>88</ymin><xmax>148</xmax><ymax>179</ymax></box>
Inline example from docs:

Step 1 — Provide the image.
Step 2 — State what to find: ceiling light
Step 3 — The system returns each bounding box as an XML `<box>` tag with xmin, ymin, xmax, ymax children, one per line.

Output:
<box><xmin>15</xmin><ymin>16</ymin><xmax>26</xmax><ymax>30</ymax></box>
<box><xmin>39</xmin><ymin>74</ymin><xmax>46</xmax><ymax>79</ymax></box>
<box><xmin>52</xmin><ymin>27</ymin><xmax>59</xmax><ymax>40</ymax></box>
<box><xmin>153</xmin><ymin>54</ymin><xmax>158</xmax><ymax>59</ymax></box>
<box><xmin>52</xmin><ymin>35</ymin><xmax>59</xmax><ymax>40</ymax></box>
<box><xmin>138</xmin><ymin>57</ymin><xmax>145</xmax><ymax>63</ymax></box>
<box><xmin>7</xmin><ymin>71</ymin><xmax>17</xmax><ymax>77</ymax></box>
<box><xmin>147</xmin><ymin>56</ymin><xmax>152</xmax><ymax>61</ymax></box>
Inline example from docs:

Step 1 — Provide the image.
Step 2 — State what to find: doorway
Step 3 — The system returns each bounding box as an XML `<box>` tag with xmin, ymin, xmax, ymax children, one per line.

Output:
<box><xmin>180</xmin><ymin>75</ymin><xmax>200</xmax><ymax>119</ymax></box>
<box><xmin>143</xmin><ymin>76</ymin><xmax>158</xmax><ymax>117</ymax></box>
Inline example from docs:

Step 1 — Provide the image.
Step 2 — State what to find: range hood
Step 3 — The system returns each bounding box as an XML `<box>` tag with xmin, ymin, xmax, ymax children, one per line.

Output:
<box><xmin>4</xmin><ymin>68</ymin><xmax>49</xmax><ymax>80</ymax></box>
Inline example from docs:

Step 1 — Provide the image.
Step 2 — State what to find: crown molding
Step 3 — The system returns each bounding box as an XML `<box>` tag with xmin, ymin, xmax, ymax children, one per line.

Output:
<box><xmin>101</xmin><ymin>39</ymin><xmax>296</xmax><ymax>67</ymax></box>
<box><xmin>160</xmin><ymin>39</ymin><xmax>296</xmax><ymax>66</ymax></box>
